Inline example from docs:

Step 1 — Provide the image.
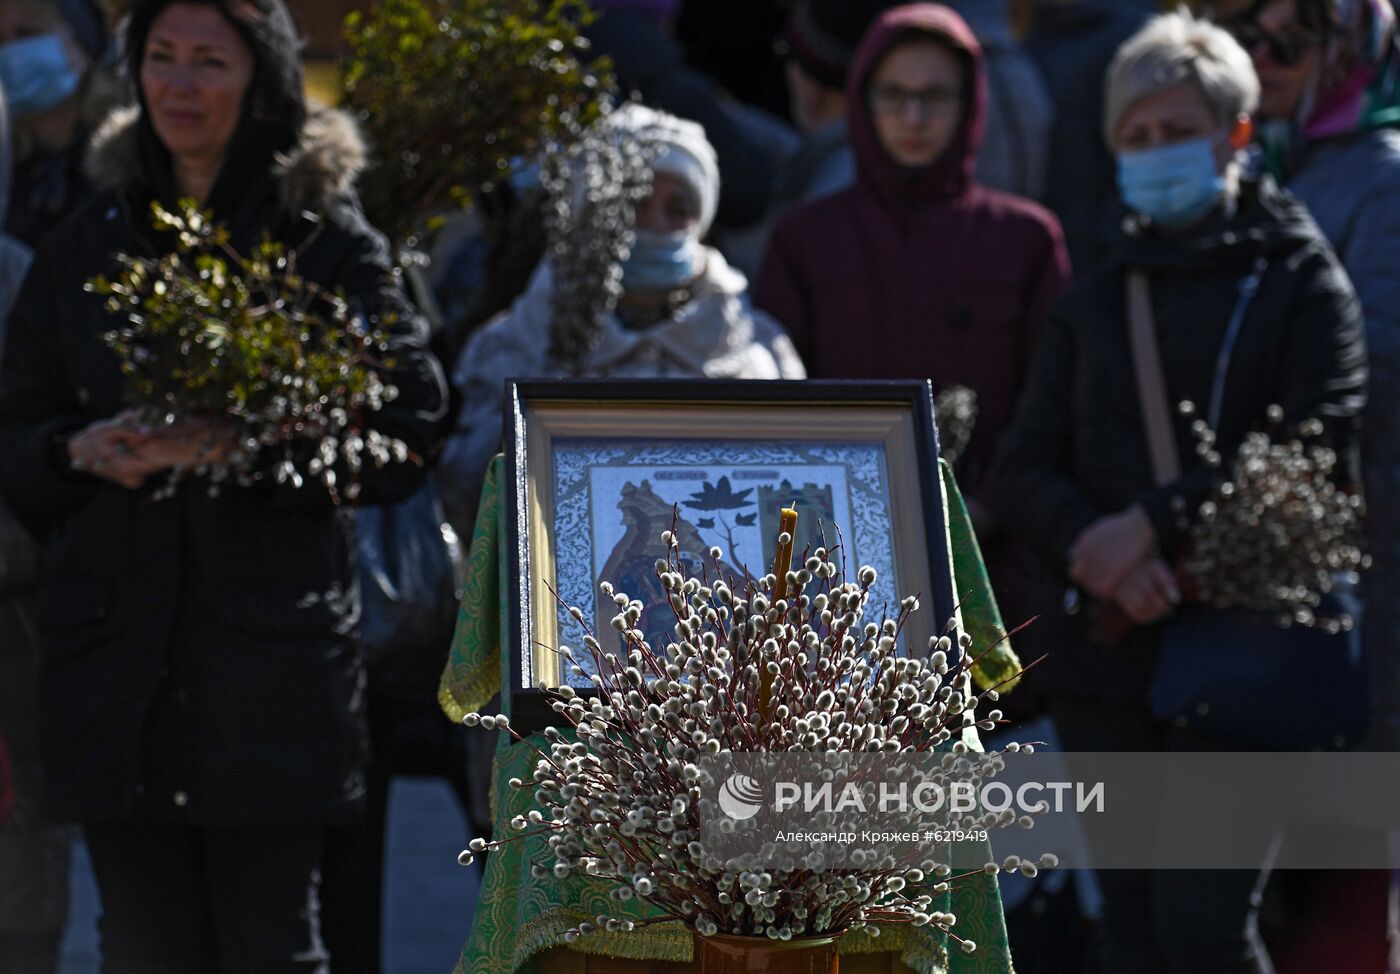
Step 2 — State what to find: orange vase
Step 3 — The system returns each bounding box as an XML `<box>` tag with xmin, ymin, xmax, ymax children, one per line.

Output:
<box><xmin>694</xmin><ymin>933</ymin><xmax>839</xmax><ymax>974</ymax></box>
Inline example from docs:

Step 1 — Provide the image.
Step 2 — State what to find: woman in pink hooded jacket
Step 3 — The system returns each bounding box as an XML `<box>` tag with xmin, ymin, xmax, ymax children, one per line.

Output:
<box><xmin>756</xmin><ymin>2</ymin><xmax>1068</xmax><ymax>507</ymax></box>
<box><xmin>755</xmin><ymin>2</ymin><xmax>1070</xmax><ymax>665</ymax></box>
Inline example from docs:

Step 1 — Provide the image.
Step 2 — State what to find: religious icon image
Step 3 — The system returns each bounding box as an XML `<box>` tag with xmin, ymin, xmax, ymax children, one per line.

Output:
<box><xmin>549</xmin><ymin>440</ymin><xmax>900</xmax><ymax>684</ymax></box>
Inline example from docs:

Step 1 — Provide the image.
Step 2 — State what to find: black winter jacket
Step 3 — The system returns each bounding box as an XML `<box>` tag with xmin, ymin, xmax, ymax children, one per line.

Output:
<box><xmin>993</xmin><ymin>176</ymin><xmax>1367</xmax><ymax>700</ymax></box>
<box><xmin>0</xmin><ymin>107</ymin><xmax>448</xmax><ymax>824</ymax></box>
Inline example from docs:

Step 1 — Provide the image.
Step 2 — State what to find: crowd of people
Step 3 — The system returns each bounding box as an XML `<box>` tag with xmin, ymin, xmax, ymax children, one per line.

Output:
<box><xmin>0</xmin><ymin>0</ymin><xmax>1396</xmax><ymax>971</ymax></box>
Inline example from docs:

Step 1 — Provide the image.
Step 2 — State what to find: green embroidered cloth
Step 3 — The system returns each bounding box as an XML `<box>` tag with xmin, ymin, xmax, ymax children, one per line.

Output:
<box><xmin>439</xmin><ymin>455</ymin><xmax>1020</xmax><ymax>974</ymax></box>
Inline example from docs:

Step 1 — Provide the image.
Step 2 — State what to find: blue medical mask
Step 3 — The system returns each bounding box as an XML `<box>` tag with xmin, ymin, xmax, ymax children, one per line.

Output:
<box><xmin>621</xmin><ymin>230</ymin><xmax>699</xmax><ymax>292</ymax></box>
<box><xmin>1116</xmin><ymin>136</ymin><xmax>1226</xmax><ymax>228</ymax></box>
<box><xmin>0</xmin><ymin>34</ymin><xmax>81</xmax><ymax>119</ymax></box>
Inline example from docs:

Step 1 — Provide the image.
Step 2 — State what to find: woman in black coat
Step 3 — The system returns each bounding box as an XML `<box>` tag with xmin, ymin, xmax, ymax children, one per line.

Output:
<box><xmin>0</xmin><ymin>0</ymin><xmax>447</xmax><ymax>969</ymax></box>
<box><xmin>993</xmin><ymin>10</ymin><xmax>1365</xmax><ymax>973</ymax></box>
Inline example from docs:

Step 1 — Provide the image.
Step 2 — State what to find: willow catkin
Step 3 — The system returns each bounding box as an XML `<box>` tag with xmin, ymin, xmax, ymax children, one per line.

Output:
<box><xmin>457</xmin><ymin>525</ymin><xmax>1050</xmax><ymax>949</ymax></box>
<box><xmin>1178</xmin><ymin>405</ymin><xmax>1365</xmax><ymax>628</ymax></box>
<box><xmin>540</xmin><ymin>102</ymin><xmax>660</xmax><ymax>370</ymax></box>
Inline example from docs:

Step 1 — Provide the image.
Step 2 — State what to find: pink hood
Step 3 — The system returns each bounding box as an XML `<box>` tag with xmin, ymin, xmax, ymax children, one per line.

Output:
<box><xmin>846</xmin><ymin>3</ymin><xmax>987</xmax><ymax>203</ymax></box>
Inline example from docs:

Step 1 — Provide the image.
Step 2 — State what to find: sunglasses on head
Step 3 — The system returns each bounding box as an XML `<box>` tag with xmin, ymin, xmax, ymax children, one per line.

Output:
<box><xmin>1228</xmin><ymin>20</ymin><xmax>1322</xmax><ymax>67</ymax></box>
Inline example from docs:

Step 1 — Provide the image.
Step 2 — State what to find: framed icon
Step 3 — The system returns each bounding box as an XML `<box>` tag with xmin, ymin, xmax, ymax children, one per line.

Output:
<box><xmin>503</xmin><ymin>379</ymin><xmax>957</xmax><ymax>732</ymax></box>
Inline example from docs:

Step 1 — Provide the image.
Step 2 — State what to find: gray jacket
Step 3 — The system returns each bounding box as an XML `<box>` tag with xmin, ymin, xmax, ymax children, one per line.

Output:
<box><xmin>1289</xmin><ymin>127</ymin><xmax>1400</xmax><ymax>747</ymax></box>
<box><xmin>943</xmin><ymin>0</ymin><xmax>1053</xmax><ymax>201</ymax></box>
<box><xmin>720</xmin><ymin>119</ymin><xmax>855</xmax><ymax>281</ymax></box>
<box><xmin>1022</xmin><ymin>0</ymin><xmax>1152</xmax><ymax>272</ymax></box>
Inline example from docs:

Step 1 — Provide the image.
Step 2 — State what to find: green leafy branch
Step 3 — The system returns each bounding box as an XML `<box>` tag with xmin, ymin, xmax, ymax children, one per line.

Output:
<box><xmin>341</xmin><ymin>0</ymin><xmax>613</xmax><ymax>245</ymax></box>
<box><xmin>87</xmin><ymin>200</ymin><xmax>408</xmax><ymax>502</ymax></box>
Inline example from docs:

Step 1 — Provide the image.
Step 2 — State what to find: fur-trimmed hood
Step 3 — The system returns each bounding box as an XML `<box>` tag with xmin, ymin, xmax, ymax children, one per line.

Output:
<box><xmin>84</xmin><ymin>104</ymin><xmax>368</xmax><ymax>213</ymax></box>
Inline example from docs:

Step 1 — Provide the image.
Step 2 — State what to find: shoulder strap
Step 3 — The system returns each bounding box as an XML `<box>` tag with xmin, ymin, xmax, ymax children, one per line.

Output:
<box><xmin>1126</xmin><ymin>270</ymin><xmax>1181</xmax><ymax>487</ymax></box>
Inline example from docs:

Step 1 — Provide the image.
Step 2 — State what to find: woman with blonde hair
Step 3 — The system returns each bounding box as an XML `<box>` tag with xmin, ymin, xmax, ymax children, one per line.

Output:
<box><xmin>995</xmin><ymin>10</ymin><xmax>1366</xmax><ymax>970</ymax></box>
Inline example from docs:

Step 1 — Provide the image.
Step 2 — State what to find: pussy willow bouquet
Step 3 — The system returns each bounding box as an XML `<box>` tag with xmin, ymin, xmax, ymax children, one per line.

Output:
<box><xmin>87</xmin><ymin>201</ymin><xmax>408</xmax><ymax>502</ymax></box>
<box><xmin>539</xmin><ymin>101</ymin><xmax>660</xmax><ymax>368</ymax></box>
<box><xmin>341</xmin><ymin>0</ymin><xmax>612</xmax><ymax>245</ymax></box>
<box><xmin>1176</xmin><ymin>402</ymin><xmax>1366</xmax><ymax>628</ymax></box>
<box><xmin>458</xmin><ymin>524</ymin><xmax>1048</xmax><ymax>954</ymax></box>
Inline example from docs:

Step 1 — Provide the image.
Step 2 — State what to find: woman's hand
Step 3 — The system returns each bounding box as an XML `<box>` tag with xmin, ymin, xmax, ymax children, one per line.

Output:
<box><xmin>67</xmin><ymin>414</ymin><xmax>162</xmax><ymax>490</ymax></box>
<box><xmin>133</xmin><ymin>419</ymin><xmax>236</xmax><ymax>471</ymax></box>
<box><xmin>67</xmin><ymin>412</ymin><xmax>235</xmax><ymax>489</ymax></box>
<box><xmin>1111</xmin><ymin>556</ymin><xmax>1181</xmax><ymax>625</ymax></box>
<box><xmin>1068</xmin><ymin>505</ymin><xmax>1157</xmax><ymax>600</ymax></box>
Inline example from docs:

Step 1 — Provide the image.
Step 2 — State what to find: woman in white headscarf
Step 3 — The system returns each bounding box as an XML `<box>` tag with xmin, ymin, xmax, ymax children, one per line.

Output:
<box><xmin>439</xmin><ymin>103</ymin><xmax>805</xmax><ymax>539</ymax></box>
<box><xmin>1228</xmin><ymin>0</ymin><xmax>1400</xmax><ymax>755</ymax></box>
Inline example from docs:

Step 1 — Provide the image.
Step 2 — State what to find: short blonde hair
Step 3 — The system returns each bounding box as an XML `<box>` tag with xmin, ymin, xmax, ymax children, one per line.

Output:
<box><xmin>1104</xmin><ymin>8</ymin><xmax>1260</xmax><ymax>144</ymax></box>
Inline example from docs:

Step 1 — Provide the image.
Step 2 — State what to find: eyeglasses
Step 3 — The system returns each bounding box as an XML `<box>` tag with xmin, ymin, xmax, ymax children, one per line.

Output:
<box><xmin>868</xmin><ymin>83</ymin><xmax>963</xmax><ymax>119</ymax></box>
<box><xmin>1228</xmin><ymin>20</ymin><xmax>1322</xmax><ymax>67</ymax></box>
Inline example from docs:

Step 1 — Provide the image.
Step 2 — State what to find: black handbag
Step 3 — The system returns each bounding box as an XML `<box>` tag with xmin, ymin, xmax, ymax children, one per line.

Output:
<box><xmin>1149</xmin><ymin>586</ymin><xmax>1368</xmax><ymax>750</ymax></box>
<box><xmin>1126</xmin><ymin>266</ymin><xmax>1368</xmax><ymax>750</ymax></box>
<box><xmin>357</xmin><ymin>475</ymin><xmax>464</xmax><ymax>700</ymax></box>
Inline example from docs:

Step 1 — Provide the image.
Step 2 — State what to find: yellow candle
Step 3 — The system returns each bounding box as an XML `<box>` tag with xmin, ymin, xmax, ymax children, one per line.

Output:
<box><xmin>762</xmin><ymin>505</ymin><xmax>798</xmax><ymax>720</ymax></box>
<box><xmin>771</xmin><ymin>506</ymin><xmax>798</xmax><ymax>604</ymax></box>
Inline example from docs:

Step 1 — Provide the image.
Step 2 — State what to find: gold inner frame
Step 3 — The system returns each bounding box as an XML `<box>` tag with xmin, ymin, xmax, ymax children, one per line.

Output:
<box><xmin>520</xmin><ymin>400</ymin><xmax>948</xmax><ymax>690</ymax></box>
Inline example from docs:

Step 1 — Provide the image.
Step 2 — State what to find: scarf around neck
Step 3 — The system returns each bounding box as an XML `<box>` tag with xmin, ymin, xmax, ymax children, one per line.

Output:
<box><xmin>1259</xmin><ymin>0</ymin><xmax>1400</xmax><ymax>179</ymax></box>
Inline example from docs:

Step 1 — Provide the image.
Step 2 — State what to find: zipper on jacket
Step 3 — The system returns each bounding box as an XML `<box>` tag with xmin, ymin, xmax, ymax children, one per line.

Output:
<box><xmin>1207</xmin><ymin>256</ymin><xmax>1269</xmax><ymax>431</ymax></box>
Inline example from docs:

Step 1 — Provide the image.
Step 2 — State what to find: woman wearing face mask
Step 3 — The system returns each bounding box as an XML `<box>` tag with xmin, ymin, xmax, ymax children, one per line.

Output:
<box><xmin>994</xmin><ymin>10</ymin><xmax>1366</xmax><ymax>971</ymax></box>
<box><xmin>0</xmin><ymin>0</ymin><xmax>117</xmax><ymax>248</ymax></box>
<box><xmin>440</xmin><ymin>103</ymin><xmax>805</xmax><ymax>542</ymax></box>
<box><xmin>0</xmin><ymin>0</ymin><xmax>448</xmax><ymax>969</ymax></box>
<box><xmin>1229</xmin><ymin>0</ymin><xmax>1400</xmax><ymax>761</ymax></box>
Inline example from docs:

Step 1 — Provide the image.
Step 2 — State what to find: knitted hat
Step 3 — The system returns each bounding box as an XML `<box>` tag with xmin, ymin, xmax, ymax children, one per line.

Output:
<box><xmin>612</xmin><ymin>102</ymin><xmax>720</xmax><ymax>236</ymax></box>
<box><xmin>785</xmin><ymin>0</ymin><xmax>897</xmax><ymax>89</ymax></box>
